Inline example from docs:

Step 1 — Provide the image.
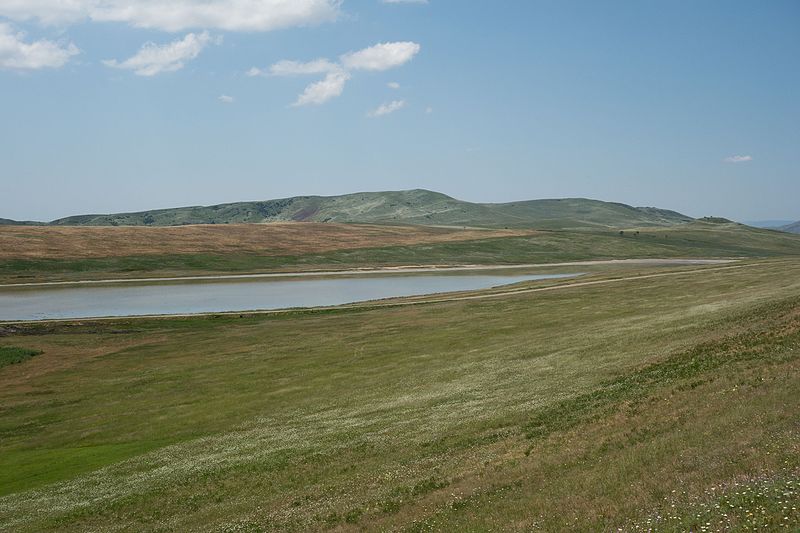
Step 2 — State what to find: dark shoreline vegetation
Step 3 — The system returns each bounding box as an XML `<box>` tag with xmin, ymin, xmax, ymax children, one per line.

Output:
<box><xmin>0</xmin><ymin>259</ymin><xmax>798</xmax><ymax>531</ymax></box>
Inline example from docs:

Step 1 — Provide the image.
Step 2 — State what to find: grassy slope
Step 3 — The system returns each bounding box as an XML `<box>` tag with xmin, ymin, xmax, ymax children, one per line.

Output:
<box><xmin>2</xmin><ymin>221</ymin><xmax>799</xmax><ymax>284</ymax></box>
<box><xmin>0</xmin><ymin>260</ymin><xmax>798</xmax><ymax>531</ymax></box>
<box><xmin>47</xmin><ymin>189</ymin><xmax>692</xmax><ymax>229</ymax></box>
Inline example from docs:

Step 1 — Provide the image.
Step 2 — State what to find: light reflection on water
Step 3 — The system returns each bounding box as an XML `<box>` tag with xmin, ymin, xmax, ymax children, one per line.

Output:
<box><xmin>0</xmin><ymin>273</ymin><xmax>580</xmax><ymax>321</ymax></box>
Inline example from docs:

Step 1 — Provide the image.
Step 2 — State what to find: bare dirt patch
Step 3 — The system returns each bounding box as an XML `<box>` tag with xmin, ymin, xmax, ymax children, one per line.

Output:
<box><xmin>0</xmin><ymin>223</ymin><xmax>533</xmax><ymax>260</ymax></box>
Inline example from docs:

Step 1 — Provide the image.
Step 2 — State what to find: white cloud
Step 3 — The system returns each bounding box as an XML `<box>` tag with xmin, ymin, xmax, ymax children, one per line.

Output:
<box><xmin>723</xmin><ymin>155</ymin><xmax>753</xmax><ymax>163</ymax></box>
<box><xmin>293</xmin><ymin>70</ymin><xmax>350</xmax><ymax>106</ymax></box>
<box><xmin>218</xmin><ymin>94</ymin><xmax>234</xmax><ymax>103</ymax></box>
<box><xmin>247</xmin><ymin>59</ymin><xmax>339</xmax><ymax>79</ymax></box>
<box><xmin>0</xmin><ymin>23</ymin><xmax>79</xmax><ymax>70</ymax></box>
<box><xmin>387</xmin><ymin>81</ymin><xmax>400</xmax><ymax>89</ymax></box>
<box><xmin>262</xmin><ymin>41</ymin><xmax>420</xmax><ymax>106</ymax></box>
<box><xmin>103</xmin><ymin>31</ymin><xmax>216</xmax><ymax>76</ymax></box>
<box><xmin>269</xmin><ymin>58</ymin><xmax>339</xmax><ymax>76</ymax></box>
<box><xmin>0</xmin><ymin>0</ymin><xmax>341</xmax><ymax>32</ymax></box>
<box><xmin>368</xmin><ymin>99</ymin><xmax>406</xmax><ymax>117</ymax></box>
<box><xmin>340</xmin><ymin>41</ymin><xmax>420</xmax><ymax>71</ymax></box>
<box><xmin>0</xmin><ymin>1</ymin><xmax>89</xmax><ymax>26</ymax></box>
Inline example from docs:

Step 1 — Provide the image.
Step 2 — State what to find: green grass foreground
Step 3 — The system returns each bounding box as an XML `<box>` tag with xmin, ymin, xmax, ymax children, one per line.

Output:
<box><xmin>0</xmin><ymin>260</ymin><xmax>798</xmax><ymax>531</ymax></box>
<box><xmin>0</xmin><ymin>346</ymin><xmax>41</xmax><ymax>369</ymax></box>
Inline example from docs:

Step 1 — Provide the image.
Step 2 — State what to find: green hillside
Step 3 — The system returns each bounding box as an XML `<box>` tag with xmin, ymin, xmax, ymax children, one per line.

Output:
<box><xmin>47</xmin><ymin>189</ymin><xmax>693</xmax><ymax>229</ymax></box>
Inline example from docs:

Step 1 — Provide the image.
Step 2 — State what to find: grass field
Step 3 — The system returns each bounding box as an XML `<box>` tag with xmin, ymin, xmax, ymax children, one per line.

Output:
<box><xmin>0</xmin><ymin>223</ymin><xmax>529</xmax><ymax>260</ymax></box>
<box><xmin>1</xmin><ymin>259</ymin><xmax>798</xmax><ymax>531</ymax></box>
<box><xmin>2</xmin><ymin>220</ymin><xmax>799</xmax><ymax>285</ymax></box>
<box><xmin>0</xmin><ymin>346</ymin><xmax>41</xmax><ymax>369</ymax></box>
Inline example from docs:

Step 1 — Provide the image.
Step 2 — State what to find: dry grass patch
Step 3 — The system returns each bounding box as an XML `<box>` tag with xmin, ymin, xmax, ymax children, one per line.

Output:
<box><xmin>0</xmin><ymin>223</ymin><xmax>531</xmax><ymax>260</ymax></box>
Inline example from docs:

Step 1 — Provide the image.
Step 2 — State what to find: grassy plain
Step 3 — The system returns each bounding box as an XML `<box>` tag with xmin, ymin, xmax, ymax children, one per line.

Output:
<box><xmin>0</xmin><ymin>259</ymin><xmax>798</xmax><ymax>531</ymax></box>
<box><xmin>0</xmin><ymin>223</ymin><xmax>529</xmax><ymax>260</ymax></box>
<box><xmin>1</xmin><ymin>220</ymin><xmax>798</xmax><ymax>284</ymax></box>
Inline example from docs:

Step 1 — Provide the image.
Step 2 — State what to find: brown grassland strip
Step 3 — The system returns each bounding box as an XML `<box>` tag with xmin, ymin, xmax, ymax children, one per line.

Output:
<box><xmin>0</xmin><ymin>223</ymin><xmax>532</xmax><ymax>260</ymax></box>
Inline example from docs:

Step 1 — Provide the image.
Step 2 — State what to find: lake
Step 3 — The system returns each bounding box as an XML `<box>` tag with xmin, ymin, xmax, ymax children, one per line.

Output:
<box><xmin>0</xmin><ymin>272</ymin><xmax>580</xmax><ymax>321</ymax></box>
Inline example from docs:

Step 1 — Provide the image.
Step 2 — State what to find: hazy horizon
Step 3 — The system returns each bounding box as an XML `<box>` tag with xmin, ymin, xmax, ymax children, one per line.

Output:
<box><xmin>1</xmin><ymin>1</ymin><xmax>798</xmax><ymax>222</ymax></box>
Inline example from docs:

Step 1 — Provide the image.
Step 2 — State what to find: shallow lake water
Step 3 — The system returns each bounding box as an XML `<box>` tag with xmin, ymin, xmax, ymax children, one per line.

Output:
<box><xmin>0</xmin><ymin>273</ymin><xmax>579</xmax><ymax>321</ymax></box>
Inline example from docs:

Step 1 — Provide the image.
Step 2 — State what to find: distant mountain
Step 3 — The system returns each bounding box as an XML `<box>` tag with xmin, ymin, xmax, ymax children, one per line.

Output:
<box><xmin>0</xmin><ymin>218</ymin><xmax>39</xmax><ymax>226</ymax></box>
<box><xmin>744</xmin><ymin>220</ymin><xmax>795</xmax><ymax>229</ymax></box>
<box><xmin>30</xmin><ymin>189</ymin><xmax>693</xmax><ymax>229</ymax></box>
<box><xmin>779</xmin><ymin>221</ymin><xmax>800</xmax><ymax>234</ymax></box>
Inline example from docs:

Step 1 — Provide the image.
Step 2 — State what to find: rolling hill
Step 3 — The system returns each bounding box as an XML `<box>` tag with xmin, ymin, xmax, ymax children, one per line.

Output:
<box><xmin>744</xmin><ymin>219</ymin><xmax>795</xmax><ymax>229</ymax></box>
<box><xmin>779</xmin><ymin>220</ymin><xmax>800</xmax><ymax>234</ymax></box>
<box><xmin>45</xmin><ymin>189</ymin><xmax>693</xmax><ymax>229</ymax></box>
<box><xmin>0</xmin><ymin>218</ymin><xmax>39</xmax><ymax>226</ymax></box>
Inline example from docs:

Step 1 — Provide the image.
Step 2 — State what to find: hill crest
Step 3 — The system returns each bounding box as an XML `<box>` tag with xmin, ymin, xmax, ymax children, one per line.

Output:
<box><xmin>9</xmin><ymin>189</ymin><xmax>694</xmax><ymax>230</ymax></box>
<box><xmin>779</xmin><ymin>220</ymin><xmax>800</xmax><ymax>234</ymax></box>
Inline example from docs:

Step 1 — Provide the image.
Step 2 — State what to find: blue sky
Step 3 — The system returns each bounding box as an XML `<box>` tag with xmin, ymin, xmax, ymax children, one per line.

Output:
<box><xmin>1</xmin><ymin>0</ymin><xmax>798</xmax><ymax>222</ymax></box>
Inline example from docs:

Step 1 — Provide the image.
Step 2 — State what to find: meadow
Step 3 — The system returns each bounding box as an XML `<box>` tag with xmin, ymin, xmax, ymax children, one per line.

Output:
<box><xmin>1</xmin><ymin>258</ymin><xmax>798</xmax><ymax>531</ymax></box>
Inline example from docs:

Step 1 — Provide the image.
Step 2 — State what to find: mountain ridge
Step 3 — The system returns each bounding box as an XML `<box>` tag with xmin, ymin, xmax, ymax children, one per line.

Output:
<box><xmin>779</xmin><ymin>220</ymin><xmax>800</xmax><ymax>234</ymax></box>
<box><xmin>5</xmin><ymin>189</ymin><xmax>694</xmax><ymax>229</ymax></box>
